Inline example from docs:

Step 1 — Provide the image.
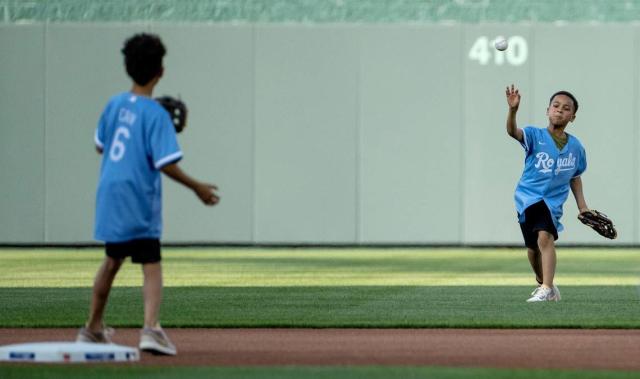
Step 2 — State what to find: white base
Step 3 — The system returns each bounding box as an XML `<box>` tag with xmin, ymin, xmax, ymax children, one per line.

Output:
<box><xmin>0</xmin><ymin>342</ymin><xmax>139</xmax><ymax>363</ymax></box>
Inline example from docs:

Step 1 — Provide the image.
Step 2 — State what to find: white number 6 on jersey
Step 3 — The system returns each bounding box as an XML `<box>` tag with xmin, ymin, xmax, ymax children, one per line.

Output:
<box><xmin>109</xmin><ymin>126</ymin><xmax>130</xmax><ymax>162</ymax></box>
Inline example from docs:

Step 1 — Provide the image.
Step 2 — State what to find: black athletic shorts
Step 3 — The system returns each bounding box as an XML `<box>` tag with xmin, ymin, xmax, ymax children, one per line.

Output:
<box><xmin>105</xmin><ymin>238</ymin><xmax>161</xmax><ymax>264</ymax></box>
<box><xmin>518</xmin><ymin>200</ymin><xmax>558</xmax><ymax>249</ymax></box>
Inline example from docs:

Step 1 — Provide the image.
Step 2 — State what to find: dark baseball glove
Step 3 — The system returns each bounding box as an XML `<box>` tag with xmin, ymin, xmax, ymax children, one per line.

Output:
<box><xmin>156</xmin><ymin>96</ymin><xmax>187</xmax><ymax>133</ymax></box>
<box><xmin>578</xmin><ymin>210</ymin><xmax>617</xmax><ymax>239</ymax></box>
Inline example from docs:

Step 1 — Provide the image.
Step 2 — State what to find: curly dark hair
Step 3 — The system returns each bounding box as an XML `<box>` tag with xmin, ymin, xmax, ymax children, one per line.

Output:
<box><xmin>121</xmin><ymin>33</ymin><xmax>166</xmax><ymax>86</ymax></box>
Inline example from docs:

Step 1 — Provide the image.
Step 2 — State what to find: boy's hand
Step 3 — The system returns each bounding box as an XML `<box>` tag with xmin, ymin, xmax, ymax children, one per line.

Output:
<box><xmin>160</xmin><ymin>163</ymin><xmax>220</xmax><ymax>206</ymax></box>
<box><xmin>506</xmin><ymin>84</ymin><xmax>521</xmax><ymax>111</ymax></box>
<box><xmin>194</xmin><ymin>183</ymin><xmax>220</xmax><ymax>206</ymax></box>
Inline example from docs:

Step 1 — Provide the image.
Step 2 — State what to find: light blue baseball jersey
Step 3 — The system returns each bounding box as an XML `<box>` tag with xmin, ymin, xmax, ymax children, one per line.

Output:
<box><xmin>94</xmin><ymin>92</ymin><xmax>183</xmax><ymax>242</ymax></box>
<box><xmin>515</xmin><ymin>126</ymin><xmax>587</xmax><ymax>232</ymax></box>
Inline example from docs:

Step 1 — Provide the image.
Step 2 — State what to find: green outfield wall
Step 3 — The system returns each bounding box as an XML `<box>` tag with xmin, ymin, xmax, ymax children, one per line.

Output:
<box><xmin>0</xmin><ymin>1</ymin><xmax>638</xmax><ymax>245</ymax></box>
<box><xmin>3</xmin><ymin>0</ymin><xmax>640</xmax><ymax>23</ymax></box>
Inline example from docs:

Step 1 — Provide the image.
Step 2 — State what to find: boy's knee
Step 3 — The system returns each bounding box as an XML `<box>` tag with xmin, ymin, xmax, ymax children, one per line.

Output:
<box><xmin>105</xmin><ymin>257</ymin><xmax>124</xmax><ymax>273</ymax></box>
<box><xmin>536</xmin><ymin>231</ymin><xmax>554</xmax><ymax>248</ymax></box>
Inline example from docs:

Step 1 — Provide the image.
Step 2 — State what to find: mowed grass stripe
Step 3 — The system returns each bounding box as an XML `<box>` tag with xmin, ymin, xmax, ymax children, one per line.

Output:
<box><xmin>1</xmin><ymin>285</ymin><xmax>639</xmax><ymax>328</ymax></box>
<box><xmin>0</xmin><ymin>248</ymin><xmax>638</xmax><ymax>287</ymax></box>
<box><xmin>1</xmin><ymin>248</ymin><xmax>639</xmax><ymax>328</ymax></box>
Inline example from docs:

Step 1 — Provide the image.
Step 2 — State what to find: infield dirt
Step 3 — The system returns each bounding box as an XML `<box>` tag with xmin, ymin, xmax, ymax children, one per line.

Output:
<box><xmin>1</xmin><ymin>328</ymin><xmax>640</xmax><ymax>370</ymax></box>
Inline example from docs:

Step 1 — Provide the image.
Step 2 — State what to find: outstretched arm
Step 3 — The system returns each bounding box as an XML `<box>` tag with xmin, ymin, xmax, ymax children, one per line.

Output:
<box><xmin>570</xmin><ymin>176</ymin><xmax>589</xmax><ymax>213</ymax></box>
<box><xmin>161</xmin><ymin>162</ymin><xmax>220</xmax><ymax>206</ymax></box>
<box><xmin>506</xmin><ymin>84</ymin><xmax>524</xmax><ymax>143</ymax></box>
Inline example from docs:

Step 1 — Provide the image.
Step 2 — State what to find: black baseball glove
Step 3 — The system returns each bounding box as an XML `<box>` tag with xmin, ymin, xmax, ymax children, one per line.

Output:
<box><xmin>156</xmin><ymin>96</ymin><xmax>188</xmax><ymax>133</ymax></box>
<box><xmin>578</xmin><ymin>210</ymin><xmax>617</xmax><ymax>239</ymax></box>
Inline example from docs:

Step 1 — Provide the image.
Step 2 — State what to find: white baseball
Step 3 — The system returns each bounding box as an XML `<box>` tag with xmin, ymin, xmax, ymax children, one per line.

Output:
<box><xmin>494</xmin><ymin>37</ymin><xmax>508</xmax><ymax>51</ymax></box>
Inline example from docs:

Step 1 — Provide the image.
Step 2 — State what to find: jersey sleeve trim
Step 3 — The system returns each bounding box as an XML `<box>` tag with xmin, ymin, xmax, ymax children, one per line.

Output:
<box><xmin>520</xmin><ymin>128</ymin><xmax>529</xmax><ymax>152</ymax></box>
<box><xmin>154</xmin><ymin>151</ymin><xmax>183</xmax><ymax>169</ymax></box>
<box><xmin>94</xmin><ymin>129</ymin><xmax>104</xmax><ymax>149</ymax></box>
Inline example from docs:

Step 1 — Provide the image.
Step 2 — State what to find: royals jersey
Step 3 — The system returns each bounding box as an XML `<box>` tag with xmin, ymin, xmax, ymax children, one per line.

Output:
<box><xmin>94</xmin><ymin>92</ymin><xmax>183</xmax><ymax>242</ymax></box>
<box><xmin>515</xmin><ymin>126</ymin><xmax>587</xmax><ymax>232</ymax></box>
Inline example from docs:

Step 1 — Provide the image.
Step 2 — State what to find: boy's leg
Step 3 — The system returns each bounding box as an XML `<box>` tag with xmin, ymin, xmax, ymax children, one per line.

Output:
<box><xmin>140</xmin><ymin>261</ymin><xmax>176</xmax><ymax>355</ymax></box>
<box><xmin>87</xmin><ymin>256</ymin><xmax>124</xmax><ymax>331</ymax></box>
<box><xmin>536</xmin><ymin>231</ymin><xmax>556</xmax><ymax>288</ymax></box>
<box><xmin>527</xmin><ymin>247</ymin><xmax>543</xmax><ymax>284</ymax></box>
<box><xmin>142</xmin><ymin>261</ymin><xmax>163</xmax><ymax>328</ymax></box>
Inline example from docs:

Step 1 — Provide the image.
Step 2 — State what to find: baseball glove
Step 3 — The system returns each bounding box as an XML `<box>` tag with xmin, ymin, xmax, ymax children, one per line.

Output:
<box><xmin>156</xmin><ymin>96</ymin><xmax>187</xmax><ymax>133</ymax></box>
<box><xmin>578</xmin><ymin>210</ymin><xmax>617</xmax><ymax>239</ymax></box>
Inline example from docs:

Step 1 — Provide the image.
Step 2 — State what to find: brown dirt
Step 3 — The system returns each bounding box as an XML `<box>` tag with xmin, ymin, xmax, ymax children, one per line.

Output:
<box><xmin>1</xmin><ymin>328</ymin><xmax>640</xmax><ymax>370</ymax></box>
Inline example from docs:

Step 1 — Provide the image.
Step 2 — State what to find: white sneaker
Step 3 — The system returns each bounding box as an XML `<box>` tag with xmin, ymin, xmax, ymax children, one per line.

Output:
<box><xmin>526</xmin><ymin>286</ymin><xmax>558</xmax><ymax>302</ymax></box>
<box><xmin>531</xmin><ymin>285</ymin><xmax>541</xmax><ymax>296</ymax></box>
<box><xmin>552</xmin><ymin>285</ymin><xmax>561</xmax><ymax>301</ymax></box>
<box><xmin>139</xmin><ymin>327</ymin><xmax>177</xmax><ymax>355</ymax></box>
<box><xmin>531</xmin><ymin>284</ymin><xmax>561</xmax><ymax>300</ymax></box>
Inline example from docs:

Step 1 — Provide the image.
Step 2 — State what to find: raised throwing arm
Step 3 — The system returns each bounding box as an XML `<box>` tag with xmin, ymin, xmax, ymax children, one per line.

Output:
<box><xmin>506</xmin><ymin>84</ymin><xmax>524</xmax><ymax>143</ymax></box>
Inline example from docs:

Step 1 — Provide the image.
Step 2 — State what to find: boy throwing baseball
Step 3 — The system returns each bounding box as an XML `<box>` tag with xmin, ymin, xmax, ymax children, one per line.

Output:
<box><xmin>506</xmin><ymin>84</ymin><xmax>589</xmax><ymax>302</ymax></box>
<box><xmin>77</xmin><ymin>33</ymin><xmax>219</xmax><ymax>354</ymax></box>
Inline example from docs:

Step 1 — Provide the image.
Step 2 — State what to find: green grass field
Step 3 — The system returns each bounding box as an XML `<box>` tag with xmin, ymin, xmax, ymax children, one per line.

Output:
<box><xmin>2</xmin><ymin>365</ymin><xmax>640</xmax><ymax>379</ymax></box>
<box><xmin>1</xmin><ymin>247</ymin><xmax>639</xmax><ymax>378</ymax></box>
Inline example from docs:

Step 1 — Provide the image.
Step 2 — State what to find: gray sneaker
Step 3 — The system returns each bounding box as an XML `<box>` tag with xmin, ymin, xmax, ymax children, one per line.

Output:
<box><xmin>76</xmin><ymin>326</ymin><xmax>114</xmax><ymax>343</ymax></box>
<box><xmin>139</xmin><ymin>327</ymin><xmax>177</xmax><ymax>355</ymax></box>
